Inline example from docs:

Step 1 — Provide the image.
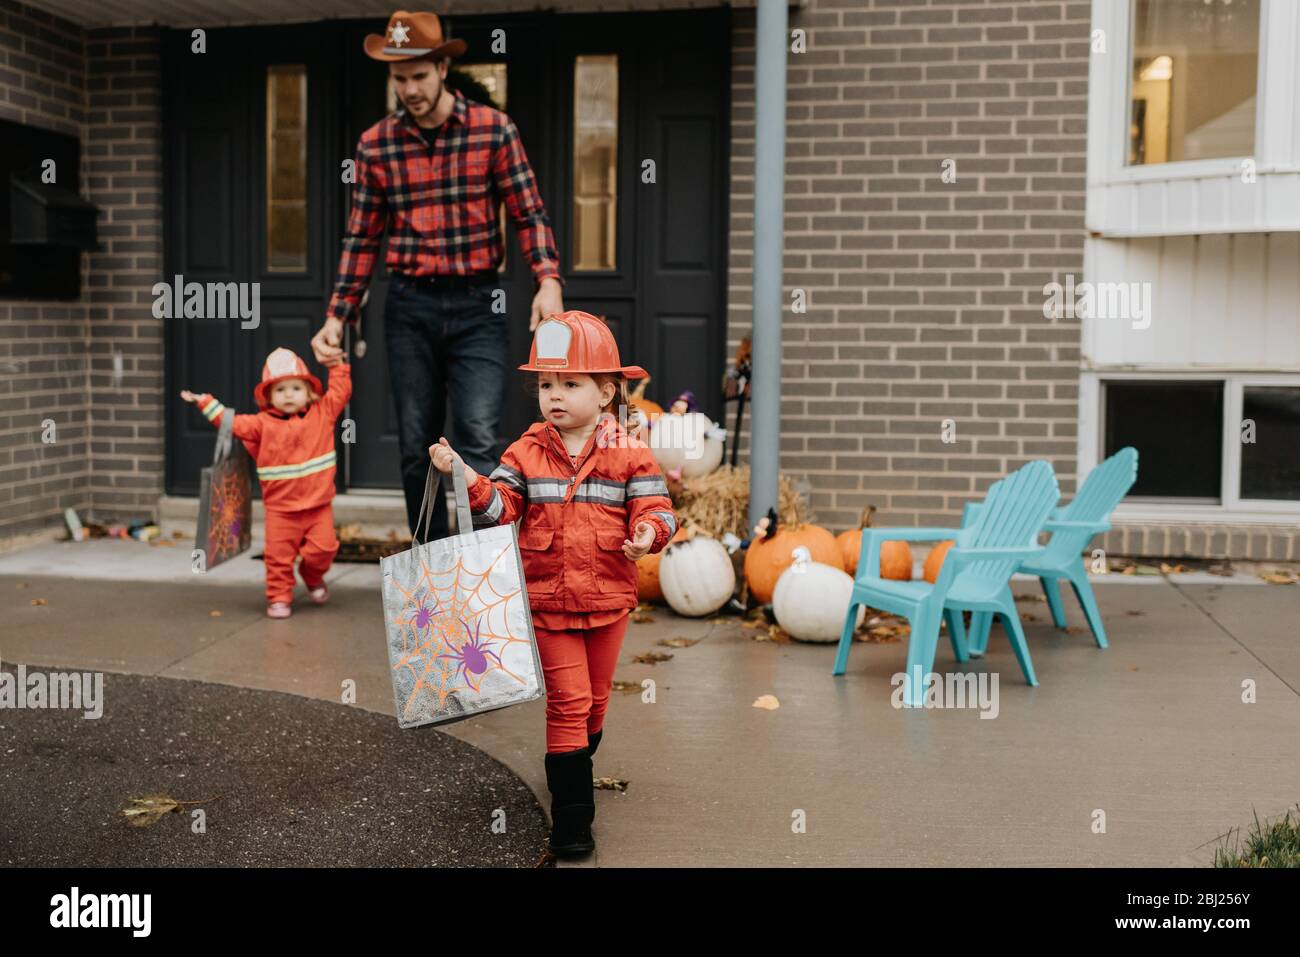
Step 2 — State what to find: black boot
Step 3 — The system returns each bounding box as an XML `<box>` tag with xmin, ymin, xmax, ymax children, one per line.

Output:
<box><xmin>544</xmin><ymin>747</ymin><xmax>595</xmax><ymax>858</ymax></box>
<box><xmin>588</xmin><ymin>729</ymin><xmax>603</xmax><ymax>759</ymax></box>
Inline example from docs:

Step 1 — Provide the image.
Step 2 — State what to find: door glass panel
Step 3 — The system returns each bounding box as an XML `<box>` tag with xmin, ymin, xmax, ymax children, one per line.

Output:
<box><xmin>266</xmin><ymin>65</ymin><xmax>307</xmax><ymax>272</ymax></box>
<box><xmin>573</xmin><ymin>54</ymin><xmax>617</xmax><ymax>271</ymax></box>
<box><xmin>1128</xmin><ymin>0</ymin><xmax>1260</xmax><ymax>165</ymax></box>
<box><xmin>1240</xmin><ymin>386</ymin><xmax>1300</xmax><ymax>501</ymax></box>
<box><xmin>1104</xmin><ymin>380</ymin><xmax>1223</xmax><ymax>501</ymax></box>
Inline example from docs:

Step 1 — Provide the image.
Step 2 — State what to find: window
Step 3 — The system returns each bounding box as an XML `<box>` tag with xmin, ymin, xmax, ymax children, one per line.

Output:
<box><xmin>266</xmin><ymin>65</ymin><xmax>307</xmax><ymax>272</ymax></box>
<box><xmin>1099</xmin><ymin>375</ymin><xmax>1300</xmax><ymax>513</ymax></box>
<box><xmin>1240</xmin><ymin>386</ymin><xmax>1300</xmax><ymax>500</ymax></box>
<box><xmin>1104</xmin><ymin>380</ymin><xmax>1224</xmax><ymax>500</ymax></box>
<box><xmin>572</xmin><ymin>55</ymin><xmax>618</xmax><ymax>271</ymax></box>
<box><xmin>1128</xmin><ymin>0</ymin><xmax>1260</xmax><ymax>166</ymax></box>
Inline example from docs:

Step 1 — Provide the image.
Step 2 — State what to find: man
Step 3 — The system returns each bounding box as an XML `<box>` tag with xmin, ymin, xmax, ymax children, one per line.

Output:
<box><xmin>312</xmin><ymin>9</ymin><xmax>565</xmax><ymax>538</ymax></box>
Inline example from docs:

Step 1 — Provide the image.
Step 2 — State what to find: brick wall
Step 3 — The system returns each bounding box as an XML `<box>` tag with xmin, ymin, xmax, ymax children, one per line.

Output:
<box><xmin>0</xmin><ymin>0</ymin><xmax>162</xmax><ymax>540</ymax></box>
<box><xmin>0</xmin><ymin>0</ymin><xmax>91</xmax><ymax>538</ymax></box>
<box><xmin>727</xmin><ymin>0</ymin><xmax>1089</xmax><ymax>533</ymax></box>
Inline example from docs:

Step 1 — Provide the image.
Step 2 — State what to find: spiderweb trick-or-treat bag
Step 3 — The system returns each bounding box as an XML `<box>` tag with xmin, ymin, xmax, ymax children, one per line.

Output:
<box><xmin>380</xmin><ymin>462</ymin><xmax>544</xmax><ymax>729</ymax></box>
<box><xmin>195</xmin><ymin>407</ymin><xmax>253</xmax><ymax>571</ymax></box>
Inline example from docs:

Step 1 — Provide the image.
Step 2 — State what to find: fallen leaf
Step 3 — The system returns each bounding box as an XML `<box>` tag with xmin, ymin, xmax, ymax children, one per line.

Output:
<box><xmin>15</xmin><ymin>582</ymin><xmax>28</xmax><ymax>589</ymax></box>
<box><xmin>752</xmin><ymin>694</ymin><xmax>780</xmax><ymax>710</ymax></box>
<box><xmin>1127</xmin><ymin>665</ymin><xmax>1139</xmax><ymax>672</ymax></box>
<box><xmin>594</xmin><ymin>776</ymin><xmax>629</xmax><ymax>792</ymax></box>
<box><xmin>30</xmin><ymin>598</ymin><xmax>47</xmax><ymax>606</ymax></box>
<box><xmin>1014</xmin><ymin>594</ymin><xmax>1047</xmax><ymax>603</ymax></box>
<box><xmin>1133</xmin><ymin>564</ymin><xmax>1162</xmax><ymax>576</ymax></box>
<box><xmin>1207</xmin><ymin>563</ymin><xmax>1234</xmax><ymax>577</ymax></box>
<box><xmin>1023</xmin><ymin>613</ymin><xmax>1040</xmax><ymax>623</ymax></box>
<box><xmin>148</xmin><ymin>539</ymin><xmax>176</xmax><ymax>547</ymax></box>
<box><xmin>1066</xmin><ymin>626</ymin><xmax>1087</xmax><ymax>635</ymax></box>
<box><xmin>630</xmin><ymin>613</ymin><xmax>656</xmax><ymax>624</ymax></box>
<box><xmin>632</xmin><ymin>651</ymin><xmax>673</xmax><ymax>664</ymax></box>
<box><xmin>209</xmin><ymin>610</ymin><xmax>223</xmax><ymax>617</ymax></box>
<box><xmin>658</xmin><ymin>637</ymin><xmax>698</xmax><ymax>648</ymax></box>
<box><xmin>767</xmin><ymin>624</ymin><xmax>792</xmax><ymax>642</ymax></box>
<box><xmin>120</xmin><ymin>793</ymin><xmax>217</xmax><ymax>828</ymax></box>
<box><xmin>1260</xmin><ymin>571</ymin><xmax>1298</xmax><ymax>585</ymax></box>
<box><xmin>634</xmin><ymin>603</ymin><xmax>655</xmax><ymax>614</ymax></box>
<box><xmin>171</xmin><ymin>530</ymin><xmax>185</xmax><ymax>539</ymax></box>
<box><xmin>611</xmin><ymin>680</ymin><xmax>642</xmax><ymax>693</ymax></box>
<box><xmin>1126</xmin><ymin>610</ymin><xmax>1145</xmax><ymax>616</ymax></box>
<box><xmin>1159</xmin><ymin>562</ymin><xmax>1187</xmax><ymax>574</ymax></box>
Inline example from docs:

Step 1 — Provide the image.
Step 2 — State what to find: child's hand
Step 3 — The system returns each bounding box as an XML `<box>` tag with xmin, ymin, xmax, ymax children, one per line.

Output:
<box><xmin>622</xmin><ymin>521</ymin><xmax>656</xmax><ymax>561</ymax></box>
<box><xmin>428</xmin><ymin>437</ymin><xmax>480</xmax><ymax>484</ymax></box>
<box><xmin>179</xmin><ymin>389</ymin><xmax>200</xmax><ymax>404</ymax></box>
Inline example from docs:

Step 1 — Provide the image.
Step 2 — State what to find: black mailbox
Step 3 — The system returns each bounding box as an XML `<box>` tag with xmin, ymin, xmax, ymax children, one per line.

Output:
<box><xmin>9</xmin><ymin>175</ymin><xmax>99</xmax><ymax>250</ymax></box>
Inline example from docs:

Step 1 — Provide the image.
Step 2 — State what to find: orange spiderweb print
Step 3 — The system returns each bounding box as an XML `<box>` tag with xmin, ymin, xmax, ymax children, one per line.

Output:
<box><xmin>387</xmin><ymin>540</ymin><xmax>532</xmax><ymax>720</ymax></box>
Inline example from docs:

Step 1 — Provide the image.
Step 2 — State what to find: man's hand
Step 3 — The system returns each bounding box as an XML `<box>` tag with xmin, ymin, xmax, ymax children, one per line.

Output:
<box><xmin>179</xmin><ymin>389</ymin><xmax>200</xmax><ymax>404</ymax></box>
<box><xmin>622</xmin><ymin>521</ymin><xmax>656</xmax><ymax>561</ymax></box>
<box><xmin>529</xmin><ymin>277</ymin><xmax>564</xmax><ymax>332</ymax></box>
<box><xmin>312</xmin><ymin>316</ymin><xmax>346</xmax><ymax>365</ymax></box>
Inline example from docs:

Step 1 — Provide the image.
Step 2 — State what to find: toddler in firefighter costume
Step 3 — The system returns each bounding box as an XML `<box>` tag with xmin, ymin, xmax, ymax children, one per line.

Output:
<box><xmin>429</xmin><ymin>311</ymin><xmax>677</xmax><ymax>858</ymax></box>
<box><xmin>180</xmin><ymin>348</ymin><xmax>352</xmax><ymax>618</ymax></box>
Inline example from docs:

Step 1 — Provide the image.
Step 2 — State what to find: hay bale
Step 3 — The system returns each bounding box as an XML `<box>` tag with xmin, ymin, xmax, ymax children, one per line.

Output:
<box><xmin>670</xmin><ymin>464</ymin><xmax>812</xmax><ymax>540</ymax></box>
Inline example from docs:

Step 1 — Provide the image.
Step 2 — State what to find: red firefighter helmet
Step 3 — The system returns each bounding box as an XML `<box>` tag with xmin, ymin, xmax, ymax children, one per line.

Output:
<box><xmin>518</xmin><ymin>310</ymin><xmax>648</xmax><ymax>379</ymax></box>
<box><xmin>253</xmin><ymin>347</ymin><xmax>323</xmax><ymax>410</ymax></box>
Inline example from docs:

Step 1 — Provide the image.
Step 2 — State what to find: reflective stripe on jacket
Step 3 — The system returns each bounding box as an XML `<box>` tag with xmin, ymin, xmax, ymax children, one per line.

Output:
<box><xmin>197</xmin><ymin>362</ymin><xmax>351</xmax><ymax>512</ymax></box>
<box><xmin>467</xmin><ymin>416</ymin><xmax>678</xmax><ymax>613</ymax></box>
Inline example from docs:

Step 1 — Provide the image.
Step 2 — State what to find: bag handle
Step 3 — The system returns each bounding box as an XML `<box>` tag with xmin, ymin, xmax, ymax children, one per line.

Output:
<box><xmin>413</xmin><ymin>460</ymin><xmax>475</xmax><ymax>546</ymax></box>
<box><xmin>212</xmin><ymin>408</ymin><xmax>233</xmax><ymax>465</ymax></box>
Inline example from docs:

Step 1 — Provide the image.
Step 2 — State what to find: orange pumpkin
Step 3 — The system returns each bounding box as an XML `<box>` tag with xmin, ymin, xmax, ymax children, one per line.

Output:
<box><xmin>835</xmin><ymin>507</ymin><xmax>912</xmax><ymax>580</ymax></box>
<box><xmin>923</xmin><ymin>540</ymin><xmax>955</xmax><ymax>584</ymax></box>
<box><xmin>629</xmin><ymin>377</ymin><xmax>663</xmax><ymax>423</ymax></box>
<box><xmin>744</xmin><ymin>522</ymin><xmax>842</xmax><ymax>605</ymax></box>
<box><xmin>637</xmin><ymin>527</ymin><xmax>688</xmax><ymax>602</ymax></box>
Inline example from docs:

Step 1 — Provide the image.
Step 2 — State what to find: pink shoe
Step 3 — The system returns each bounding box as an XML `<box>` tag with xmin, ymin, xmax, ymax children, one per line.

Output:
<box><xmin>308</xmin><ymin>583</ymin><xmax>329</xmax><ymax>605</ymax></box>
<box><xmin>267</xmin><ymin>601</ymin><xmax>292</xmax><ymax>618</ymax></box>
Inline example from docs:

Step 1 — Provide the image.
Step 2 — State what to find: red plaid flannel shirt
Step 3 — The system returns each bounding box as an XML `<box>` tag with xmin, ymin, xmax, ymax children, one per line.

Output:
<box><xmin>327</xmin><ymin>88</ymin><xmax>563</xmax><ymax>325</ymax></box>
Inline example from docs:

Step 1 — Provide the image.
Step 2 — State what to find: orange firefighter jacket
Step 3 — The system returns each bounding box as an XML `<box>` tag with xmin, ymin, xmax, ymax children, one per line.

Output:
<box><xmin>196</xmin><ymin>363</ymin><xmax>351</xmax><ymax>512</ymax></box>
<box><xmin>467</xmin><ymin>415</ymin><xmax>678</xmax><ymax>613</ymax></box>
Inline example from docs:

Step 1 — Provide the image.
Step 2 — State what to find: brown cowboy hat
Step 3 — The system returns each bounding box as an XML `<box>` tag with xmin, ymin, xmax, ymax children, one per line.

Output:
<box><xmin>364</xmin><ymin>10</ymin><xmax>467</xmax><ymax>62</ymax></box>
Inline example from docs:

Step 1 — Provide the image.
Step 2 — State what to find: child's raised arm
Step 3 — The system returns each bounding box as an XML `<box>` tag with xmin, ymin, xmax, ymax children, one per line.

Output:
<box><xmin>313</xmin><ymin>360</ymin><xmax>353</xmax><ymax>422</ymax></box>
<box><xmin>180</xmin><ymin>390</ymin><xmax>263</xmax><ymax>444</ymax></box>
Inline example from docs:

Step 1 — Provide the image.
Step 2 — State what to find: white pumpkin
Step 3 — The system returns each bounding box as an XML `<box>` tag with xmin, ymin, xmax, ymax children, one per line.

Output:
<box><xmin>773</xmin><ymin>546</ymin><xmax>865</xmax><ymax>643</ymax></box>
<box><xmin>658</xmin><ymin>535</ymin><xmax>736</xmax><ymax>618</ymax></box>
<box><xmin>650</xmin><ymin>412</ymin><xmax>725</xmax><ymax>477</ymax></box>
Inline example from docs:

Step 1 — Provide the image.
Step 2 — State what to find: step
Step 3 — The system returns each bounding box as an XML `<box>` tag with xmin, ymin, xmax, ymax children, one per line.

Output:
<box><xmin>156</xmin><ymin>491</ymin><xmax>443</xmax><ymax>541</ymax></box>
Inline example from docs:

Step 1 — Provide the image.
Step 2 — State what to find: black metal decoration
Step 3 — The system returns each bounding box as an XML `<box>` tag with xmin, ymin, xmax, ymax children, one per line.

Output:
<box><xmin>722</xmin><ymin>336</ymin><xmax>752</xmax><ymax>468</ymax></box>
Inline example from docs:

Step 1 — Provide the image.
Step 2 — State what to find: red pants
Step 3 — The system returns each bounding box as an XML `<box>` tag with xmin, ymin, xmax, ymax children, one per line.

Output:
<box><xmin>263</xmin><ymin>503</ymin><xmax>338</xmax><ymax>604</ymax></box>
<box><xmin>534</xmin><ymin>613</ymin><xmax>630</xmax><ymax>753</ymax></box>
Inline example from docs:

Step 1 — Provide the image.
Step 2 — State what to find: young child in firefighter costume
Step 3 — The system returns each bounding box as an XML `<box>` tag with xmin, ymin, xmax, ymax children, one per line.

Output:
<box><xmin>180</xmin><ymin>348</ymin><xmax>352</xmax><ymax>618</ymax></box>
<box><xmin>429</xmin><ymin>311</ymin><xmax>677</xmax><ymax>858</ymax></box>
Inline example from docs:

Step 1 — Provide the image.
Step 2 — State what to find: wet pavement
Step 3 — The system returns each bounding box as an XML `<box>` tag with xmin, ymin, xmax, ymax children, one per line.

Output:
<box><xmin>1</xmin><ymin>537</ymin><xmax>1298</xmax><ymax>867</ymax></box>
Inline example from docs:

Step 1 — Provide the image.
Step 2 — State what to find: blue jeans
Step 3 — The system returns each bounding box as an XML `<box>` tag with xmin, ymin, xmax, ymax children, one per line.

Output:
<box><xmin>384</xmin><ymin>274</ymin><xmax>508</xmax><ymax>539</ymax></box>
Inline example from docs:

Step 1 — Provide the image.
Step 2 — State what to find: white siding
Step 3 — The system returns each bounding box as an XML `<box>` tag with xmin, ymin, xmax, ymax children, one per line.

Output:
<box><xmin>1083</xmin><ymin>233</ymin><xmax>1300</xmax><ymax>370</ymax></box>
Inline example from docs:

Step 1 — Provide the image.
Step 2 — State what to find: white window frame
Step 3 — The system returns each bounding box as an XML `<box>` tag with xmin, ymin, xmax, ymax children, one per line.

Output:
<box><xmin>1090</xmin><ymin>0</ymin><xmax>1274</xmax><ymax>183</ymax></box>
<box><xmin>1079</xmin><ymin>370</ymin><xmax>1300</xmax><ymax>524</ymax></box>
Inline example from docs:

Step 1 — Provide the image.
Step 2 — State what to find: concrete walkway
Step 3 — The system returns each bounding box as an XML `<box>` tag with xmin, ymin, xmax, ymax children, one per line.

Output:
<box><xmin>2</xmin><ymin>537</ymin><xmax>1298</xmax><ymax>866</ymax></box>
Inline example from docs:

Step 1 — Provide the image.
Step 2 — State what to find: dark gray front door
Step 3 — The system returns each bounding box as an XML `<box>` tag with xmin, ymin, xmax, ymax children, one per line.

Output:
<box><xmin>163</xmin><ymin>22</ymin><xmax>342</xmax><ymax>496</ymax></box>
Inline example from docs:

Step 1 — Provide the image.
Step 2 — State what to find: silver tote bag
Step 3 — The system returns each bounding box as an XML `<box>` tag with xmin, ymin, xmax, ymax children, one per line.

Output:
<box><xmin>380</xmin><ymin>462</ymin><xmax>544</xmax><ymax>729</ymax></box>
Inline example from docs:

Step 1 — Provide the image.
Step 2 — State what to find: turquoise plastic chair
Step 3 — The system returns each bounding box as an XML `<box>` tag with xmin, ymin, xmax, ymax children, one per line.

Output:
<box><xmin>964</xmin><ymin>447</ymin><xmax>1138</xmax><ymax>656</ymax></box>
<box><xmin>832</xmin><ymin>460</ymin><xmax>1060</xmax><ymax>707</ymax></box>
